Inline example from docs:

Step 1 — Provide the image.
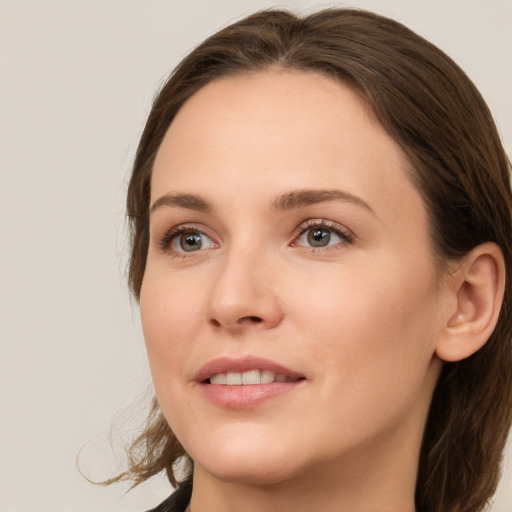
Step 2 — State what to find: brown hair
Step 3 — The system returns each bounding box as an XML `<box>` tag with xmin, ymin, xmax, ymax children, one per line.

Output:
<box><xmin>120</xmin><ymin>8</ymin><xmax>512</xmax><ymax>512</ymax></box>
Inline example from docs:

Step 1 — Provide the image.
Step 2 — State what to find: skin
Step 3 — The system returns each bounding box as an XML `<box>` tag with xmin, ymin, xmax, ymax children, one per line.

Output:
<box><xmin>140</xmin><ymin>70</ymin><xmax>453</xmax><ymax>512</ymax></box>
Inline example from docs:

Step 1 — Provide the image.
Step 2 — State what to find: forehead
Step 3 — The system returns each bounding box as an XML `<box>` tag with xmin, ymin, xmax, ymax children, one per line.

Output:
<box><xmin>159</xmin><ymin>70</ymin><xmax>377</xmax><ymax>155</ymax></box>
<box><xmin>151</xmin><ymin>70</ymin><xmax>425</xmax><ymax>233</ymax></box>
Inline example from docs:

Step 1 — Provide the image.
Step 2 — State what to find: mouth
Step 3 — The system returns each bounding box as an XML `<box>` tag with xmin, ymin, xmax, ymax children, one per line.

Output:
<box><xmin>196</xmin><ymin>356</ymin><xmax>306</xmax><ymax>408</ymax></box>
<box><xmin>196</xmin><ymin>355</ymin><xmax>306</xmax><ymax>384</ymax></box>
<box><xmin>207</xmin><ymin>369</ymin><xmax>303</xmax><ymax>385</ymax></box>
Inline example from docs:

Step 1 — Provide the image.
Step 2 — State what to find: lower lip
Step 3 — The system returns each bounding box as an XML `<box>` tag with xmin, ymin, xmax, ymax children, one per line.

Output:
<box><xmin>200</xmin><ymin>381</ymin><xmax>303</xmax><ymax>409</ymax></box>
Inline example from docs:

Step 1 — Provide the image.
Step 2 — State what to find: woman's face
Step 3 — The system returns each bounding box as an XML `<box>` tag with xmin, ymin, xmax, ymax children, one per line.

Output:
<box><xmin>140</xmin><ymin>70</ymin><xmax>446</xmax><ymax>486</ymax></box>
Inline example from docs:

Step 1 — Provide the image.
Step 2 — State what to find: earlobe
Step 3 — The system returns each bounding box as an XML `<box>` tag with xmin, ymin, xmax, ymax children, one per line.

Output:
<box><xmin>436</xmin><ymin>242</ymin><xmax>506</xmax><ymax>362</ymax></box>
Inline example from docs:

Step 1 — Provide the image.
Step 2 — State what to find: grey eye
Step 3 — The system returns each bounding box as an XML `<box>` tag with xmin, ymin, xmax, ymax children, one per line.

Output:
<box><xmin>307</xmin><ymin>228</ymin><xmax>332</xmax><ymax>247</ymax></box>
<box><xmin>172</xmin><ymin>231</ymin><xmax>214</xmax><ymax>252</ymax></box>
<box><xmin>297</xmin><ymin>227</ymin><xmax>343</xmax><ymax>248</ymax></box>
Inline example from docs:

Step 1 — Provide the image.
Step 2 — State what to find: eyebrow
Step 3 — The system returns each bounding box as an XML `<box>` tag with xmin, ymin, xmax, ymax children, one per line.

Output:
<box><xmin>149</xmin><ymin>189</ymin><xmax>375</xmax><ymax>216</ymax></box>
<box><xmin>150</xmin><ymin>193</ymin><xmax>214</xmax><ymax>214</ymax></box>
<box><xmin>271</xmin><ymin>189</ymin><xmax>376</xmax><ymax>215</ymax></box>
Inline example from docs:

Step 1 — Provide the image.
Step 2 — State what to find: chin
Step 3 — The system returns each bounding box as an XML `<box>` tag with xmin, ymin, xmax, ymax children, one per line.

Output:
<box><xmin>188</xmin><ymin>433</ymin><xmax>306</xmax><ymax>486</ymax></box>
<box><xmin>200</xmin><ymin>458</ymin><xmax>298</xmax><ymax>486</ymax></box>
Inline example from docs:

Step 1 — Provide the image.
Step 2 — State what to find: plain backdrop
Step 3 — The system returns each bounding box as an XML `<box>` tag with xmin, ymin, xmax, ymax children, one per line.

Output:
<box><xmin>1</xmin><ymin>1</ymin><xmax>511</xmax><ymax>511</ymax></box>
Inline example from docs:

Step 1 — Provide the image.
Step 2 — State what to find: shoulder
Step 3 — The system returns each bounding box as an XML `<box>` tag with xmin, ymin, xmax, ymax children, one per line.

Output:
<box><xmin>145</xmin><ymin>480</ymin><xmax>192</xmax><ymax>512</ymax></box>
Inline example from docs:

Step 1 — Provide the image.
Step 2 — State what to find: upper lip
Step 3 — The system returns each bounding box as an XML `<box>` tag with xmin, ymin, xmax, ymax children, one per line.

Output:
<box><xmin>195</xmin><ymin>356</ymin><xmax>305</xmax><ymax>383</ymax></box>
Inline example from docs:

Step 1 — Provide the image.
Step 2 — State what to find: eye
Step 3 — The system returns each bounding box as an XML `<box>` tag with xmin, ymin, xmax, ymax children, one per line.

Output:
<box><xmin>293</xmin><ymin>220</ymin><xmax>353</xmax><ymax>249</ymax></box>
<box><xmin>297</xmin><ymin>227</ymin><xmax>341</xmax><ymax>248</ymax></box>
<box><xmin>166</xmin><ymin>228</ymin><xmax>216</xmax><ymax>253</ymax></box>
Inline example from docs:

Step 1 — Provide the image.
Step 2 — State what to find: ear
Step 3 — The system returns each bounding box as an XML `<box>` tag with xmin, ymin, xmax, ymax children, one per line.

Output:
<box><xmin>436</xmin><ymin>242</ymin><xmax>506</xmax><ymax>362</ymax></box>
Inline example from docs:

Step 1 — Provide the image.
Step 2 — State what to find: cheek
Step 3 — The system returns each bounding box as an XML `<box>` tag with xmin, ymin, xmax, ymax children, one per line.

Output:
<box><xmin>289</xmin><ymin>257</ymin><xmax>440</xmax><ymax>398</ymax></box>
<box><xmin>139</xmin><ymin>272</ymin><xmax>209</xmax><ymax>440</ymax></box>
<box><xmin>139</xmin><ymin>271</ymin><xmax>205</xmax><ymax>382</ymax></box>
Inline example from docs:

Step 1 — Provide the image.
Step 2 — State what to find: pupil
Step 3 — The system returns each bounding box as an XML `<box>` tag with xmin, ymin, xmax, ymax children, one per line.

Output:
<box><xmin>308</xmin><ymin>228</ymin><xmax>330</xmax><ymax>247</ymax></box>
<box><xmin>180</xmin><ymin>232</ymin><xmax>202</xmax><ymax>251</ymax></box>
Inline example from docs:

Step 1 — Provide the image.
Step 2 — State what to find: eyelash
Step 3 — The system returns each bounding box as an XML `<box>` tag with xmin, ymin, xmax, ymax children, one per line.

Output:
<box><xmin>157</xmin><ymin>223</ymin><xmax>214</xmax><ymax>256</ymax></box>
<box><xmin>293</xmin><ymin>219</ymin><xmax>355</xmax><ymax>250</ymax></box>
<box><xmin>157</xmin><ymin>219</ymin><xmax>354</xmax><ymax>256</ymax></box>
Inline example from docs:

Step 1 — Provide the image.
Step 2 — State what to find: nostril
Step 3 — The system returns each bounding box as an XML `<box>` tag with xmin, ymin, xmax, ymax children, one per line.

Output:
<box><xmin>209</xmin><ymin>315</ymin><xmax>264</xmax><ymax>328</ymax></box>
<box><xmin>242</xmin><ymin>316</ymin><xmax>263</xmax><ymax>323</ymax></box>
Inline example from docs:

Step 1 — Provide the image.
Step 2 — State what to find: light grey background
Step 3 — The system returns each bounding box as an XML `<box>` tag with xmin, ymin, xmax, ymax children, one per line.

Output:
<box><xmin>1</xmin><ymin>1</ymin><xmax>511</xmax><ymax>511</ymax></box>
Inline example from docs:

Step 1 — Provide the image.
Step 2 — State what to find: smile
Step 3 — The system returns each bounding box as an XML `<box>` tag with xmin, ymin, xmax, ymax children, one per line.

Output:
<box><xmin>196</xmin><ymin>356</ymin><xmax>306</xmax><ymax>408</ymax></box>
<box><xmin>209</xmin><ymin>370</ymin><xmax>300</xmax><ymax>385</ymax></box>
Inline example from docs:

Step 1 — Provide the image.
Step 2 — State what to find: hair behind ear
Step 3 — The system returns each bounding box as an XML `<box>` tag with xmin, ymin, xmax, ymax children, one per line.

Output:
<box><xmin>417</xmin><ymin>241</ymin><xmax>510</xmax><ymax>512</ymax></box>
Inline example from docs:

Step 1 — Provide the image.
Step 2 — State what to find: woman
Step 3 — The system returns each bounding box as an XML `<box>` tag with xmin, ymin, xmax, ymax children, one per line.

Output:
<box><xmin>112</xmin><ymin>8</ymin><xmax>512</xmax><ymax>512</ymax></box>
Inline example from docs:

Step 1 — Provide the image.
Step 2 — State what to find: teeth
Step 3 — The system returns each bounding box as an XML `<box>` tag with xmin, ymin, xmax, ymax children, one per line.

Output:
<box><xmin>242</xmin><ymin>369</ymin><xmax>260</xmax><ymax>385</ymax></box>
<box><xmin>260</xmin><ymin>370</ymin><xmax>275</xmax><ymax>384</ymax></box>
<box><xmin>209</xmin><ymin>370</ymin><xmax>295</xmax><ymax>385</ymax></box>
<box><xmin>226</xmin><ymin>372</ymin><xmax>242</xmax><ymax>385</ymax></box>
<box><xmin>210</xmin><ymin>373</ymin><xmax>227</xmax><ymax>385</ymax></box>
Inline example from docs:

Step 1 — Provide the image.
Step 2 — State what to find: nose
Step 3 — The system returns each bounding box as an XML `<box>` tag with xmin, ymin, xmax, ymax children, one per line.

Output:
<box><xmin>206</xmin><ymin>246</ymin><xmax>283</xmax><ymax>333</ymax></box>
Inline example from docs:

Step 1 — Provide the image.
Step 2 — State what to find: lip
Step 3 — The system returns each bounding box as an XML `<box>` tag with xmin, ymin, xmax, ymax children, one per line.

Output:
<box><xmin>195</xmin><ymin>356</ymin><xmax>306</xmax><ymax>409</ymax></box>
<box><xmin>195</xmin><ymin>355</ymin><xmax>305</xmax><ymax>383</ymax></box>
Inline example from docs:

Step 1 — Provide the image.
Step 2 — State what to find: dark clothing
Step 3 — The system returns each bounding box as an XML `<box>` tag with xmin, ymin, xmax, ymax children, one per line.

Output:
<box><xmin>146</xmin><ymin>480</ymin><xmax>192</xmax><ymax>512</ymax></box>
